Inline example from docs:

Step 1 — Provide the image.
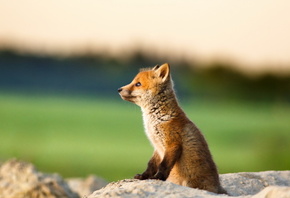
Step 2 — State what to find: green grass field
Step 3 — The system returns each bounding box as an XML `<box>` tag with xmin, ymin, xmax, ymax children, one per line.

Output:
<box><xmin>0</xmin><ymin>93</ymin><xmax>289</xmax><ymax>181</ymax></box>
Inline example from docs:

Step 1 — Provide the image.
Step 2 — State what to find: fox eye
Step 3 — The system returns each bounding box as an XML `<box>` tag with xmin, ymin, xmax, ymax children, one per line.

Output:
<box><xmin>135</xmin><ymin>82</ymin><xmax>141</xmax><ymax>87</ymax></box>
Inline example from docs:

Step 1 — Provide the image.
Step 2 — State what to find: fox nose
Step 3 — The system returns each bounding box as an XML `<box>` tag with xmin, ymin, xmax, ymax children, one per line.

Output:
<box><xmin>118</xmin><ymin>88</ymin><xmax>122</xmax><ymax>93</ymax></box>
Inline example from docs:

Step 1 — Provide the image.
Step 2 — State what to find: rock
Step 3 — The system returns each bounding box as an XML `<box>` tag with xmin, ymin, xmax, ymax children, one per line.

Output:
<box><xmin>0</xmin><ymin>159</ymin><xmax>108</xmax><ymax>198</ymax></box>
<box><xmin>220</xmin><ymin>171</ymin><xmax>290</xmax><ymax>196</ymax></box>
<box><xmin>87</xmin><ymin>179</ymin><xmax>223</xmax><ymax>198</ymax></box>
<box><xmin>253</xmin><ymin>186</ymin><xmax>290</xmax><ymax>198</ymax></box>
<box><xmin>0</xmin><ymin>159</ymin><xmax>79</xmax><ymax>198</ymax></box>
<box><xmin>67</xmin><ymin>175</ymin><xmax>108</xmax><ymax>197</ymax></box>
<box><xmin>1</xmin><ymin>159</ymin><xmax>289</xmax><ymax>198</ymax></box>
<box><xmin>87</xmin><ymin>171</ymin><xmax>290</xmax><ymax>198</ymax></box>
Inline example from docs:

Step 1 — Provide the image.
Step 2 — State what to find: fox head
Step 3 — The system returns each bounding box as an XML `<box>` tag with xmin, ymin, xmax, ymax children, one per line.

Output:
<box><xmin>118</xmin><ymin>63</ymin><xmax>172</xmax><ymax>107</ymax></box>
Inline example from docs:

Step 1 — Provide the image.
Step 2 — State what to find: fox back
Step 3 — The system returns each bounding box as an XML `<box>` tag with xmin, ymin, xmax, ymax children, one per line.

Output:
<box><xmin>118</xmin><ymin>63</ymin><xmax>226</xmax><ymax>194</ymax></box>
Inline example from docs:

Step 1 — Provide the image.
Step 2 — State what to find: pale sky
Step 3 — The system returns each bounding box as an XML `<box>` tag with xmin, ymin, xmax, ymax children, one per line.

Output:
<box><xmin>1</xmin><ymin>0</ymin><xmax>290</xmax><ymax>74</ymax></box>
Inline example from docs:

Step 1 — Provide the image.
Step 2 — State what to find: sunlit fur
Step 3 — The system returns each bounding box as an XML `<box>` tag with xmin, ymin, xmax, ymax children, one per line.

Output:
<box><xmin>118</xmin><ymin>63</ymin><xmax>226</xmax><ymax>194</ymax></box>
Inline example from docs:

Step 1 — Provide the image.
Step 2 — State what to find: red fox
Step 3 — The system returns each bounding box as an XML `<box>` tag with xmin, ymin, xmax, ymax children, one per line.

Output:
<box><xmin>118</xmin><ymin>63</ymin><xmax>226</xmax><ymax>194</ymax></box>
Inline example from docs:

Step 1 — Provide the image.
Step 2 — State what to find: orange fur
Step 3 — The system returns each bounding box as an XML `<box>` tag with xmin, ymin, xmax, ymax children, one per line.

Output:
<box><xmin>118</xmin><ymin>63</ymin><xmax>226</xmax><ymax>194</ymax></box>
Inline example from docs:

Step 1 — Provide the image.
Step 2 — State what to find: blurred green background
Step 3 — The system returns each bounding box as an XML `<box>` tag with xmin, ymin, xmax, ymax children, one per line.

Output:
<box><xmin>1</xmin><ymin>1</ymin><xmax>290</xmax><ymax>182</ymax></box>
<box><xmin>0</xmin><ymin>50</ymin><xmax>289</xmax><ymax>181</ymax></box>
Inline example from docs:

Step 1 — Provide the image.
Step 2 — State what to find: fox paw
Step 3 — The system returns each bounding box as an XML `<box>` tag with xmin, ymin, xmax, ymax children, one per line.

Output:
<box><xmin>150</xmin><ymin>172</ymin><xmax>166</xmax><ymax>181</ymax></box>
<box><xmin>134</xmin><ymin>174</ymin><xmax>146</xmax><ymax>180</ymax></box>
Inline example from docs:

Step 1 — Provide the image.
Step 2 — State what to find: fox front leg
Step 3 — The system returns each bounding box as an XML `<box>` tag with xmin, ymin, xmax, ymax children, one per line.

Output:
<box><xmin>134</xmin><ymin>151</ymin><xmax>161</xmax><ymax>180</ymax></box>
<box><xmin>151</xmin><ymin>144</ymin><xmax>182</xmax><ymax>181</ymax></box>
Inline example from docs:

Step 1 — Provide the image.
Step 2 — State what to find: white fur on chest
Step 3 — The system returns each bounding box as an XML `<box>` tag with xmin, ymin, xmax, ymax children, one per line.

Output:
<box><xmin>141</xmin><ymin>110</ymin><xmax>165</xmax><ymax>157</ymax></box>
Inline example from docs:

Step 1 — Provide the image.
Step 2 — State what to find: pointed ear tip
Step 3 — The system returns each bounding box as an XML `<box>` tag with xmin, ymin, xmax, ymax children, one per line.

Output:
<box><xmin>162</xmin><ymin>63</ymin><xmax>170</xmax><ymax>68</ymax></box>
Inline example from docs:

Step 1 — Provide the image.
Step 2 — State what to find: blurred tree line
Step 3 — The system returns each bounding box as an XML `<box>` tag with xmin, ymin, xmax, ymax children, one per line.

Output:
<box><xmin>0</xmin><ymin>48</ymin><xmax>290</xmax><ymax>102</ymax></box>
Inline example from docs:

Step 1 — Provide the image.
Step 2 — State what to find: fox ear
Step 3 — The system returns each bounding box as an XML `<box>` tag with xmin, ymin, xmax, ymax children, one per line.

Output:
<box><xmin>154</xmin><ymin>63</ymin><xmax>170</xmax><ymax>82</ymax></box>
<box><xmin>152</xmin><ymin>64</ymin><xmax>160</xmax><ymax>70</ymax></box>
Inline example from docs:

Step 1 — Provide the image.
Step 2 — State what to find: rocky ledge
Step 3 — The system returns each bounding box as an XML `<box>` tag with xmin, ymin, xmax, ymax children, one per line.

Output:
<box><xmin>0</xmin><ymin>159</ymin><xmax>289</xmax><ymax>198</ymax></box>
<box><xmin>0</xmin><ymin>159</ymin><xmax>107</xmax><ymax>198</ymax></box>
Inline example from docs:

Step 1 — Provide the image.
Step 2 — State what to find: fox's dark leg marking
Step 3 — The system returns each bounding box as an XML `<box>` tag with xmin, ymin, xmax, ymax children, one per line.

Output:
<box><xmin>134</xmin><ymin>151</ymin><xmax>161</xmax><ymax>180</ymax></box>
<box><xmin>151</xmin><ymin>144</ymin><xmax>182</xmax><ymax>181</ymax></box>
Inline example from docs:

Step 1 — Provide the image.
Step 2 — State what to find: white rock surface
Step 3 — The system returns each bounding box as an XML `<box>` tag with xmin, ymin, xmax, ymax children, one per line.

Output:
<box><xmin>88</xmin><ymin>171</ymin><xmax>290</xmax><ymax>198</ymax></box>
<box><xmin>67</xmin><ymin>175</ymin><xmax>108</xmax><ymax>197</ymax></box>
<box><xmin>0</xmin><ymin>159</ymin><xmax>79</xmax><ymax>198</ymax></box>
<box><xmin>0</xmin><ymin>159</ymin><xmax>107</xmax><ymax>198</ymax></box>
<box><xmin>1</xmin><ymin>159</ymin><xmax>289</xmax><ymax>198</ymax></box>
<box><xmin>220</xmin><ymin>171</ymin><xmax>290</xmax><ymax>196</ymax></box>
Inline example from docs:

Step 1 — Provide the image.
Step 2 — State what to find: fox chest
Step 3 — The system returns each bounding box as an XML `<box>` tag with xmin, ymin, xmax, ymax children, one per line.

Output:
<box><xmin>142</xmin><ymin>115</ymin><xmax>166</xmax><ymax>156</ymax></box>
